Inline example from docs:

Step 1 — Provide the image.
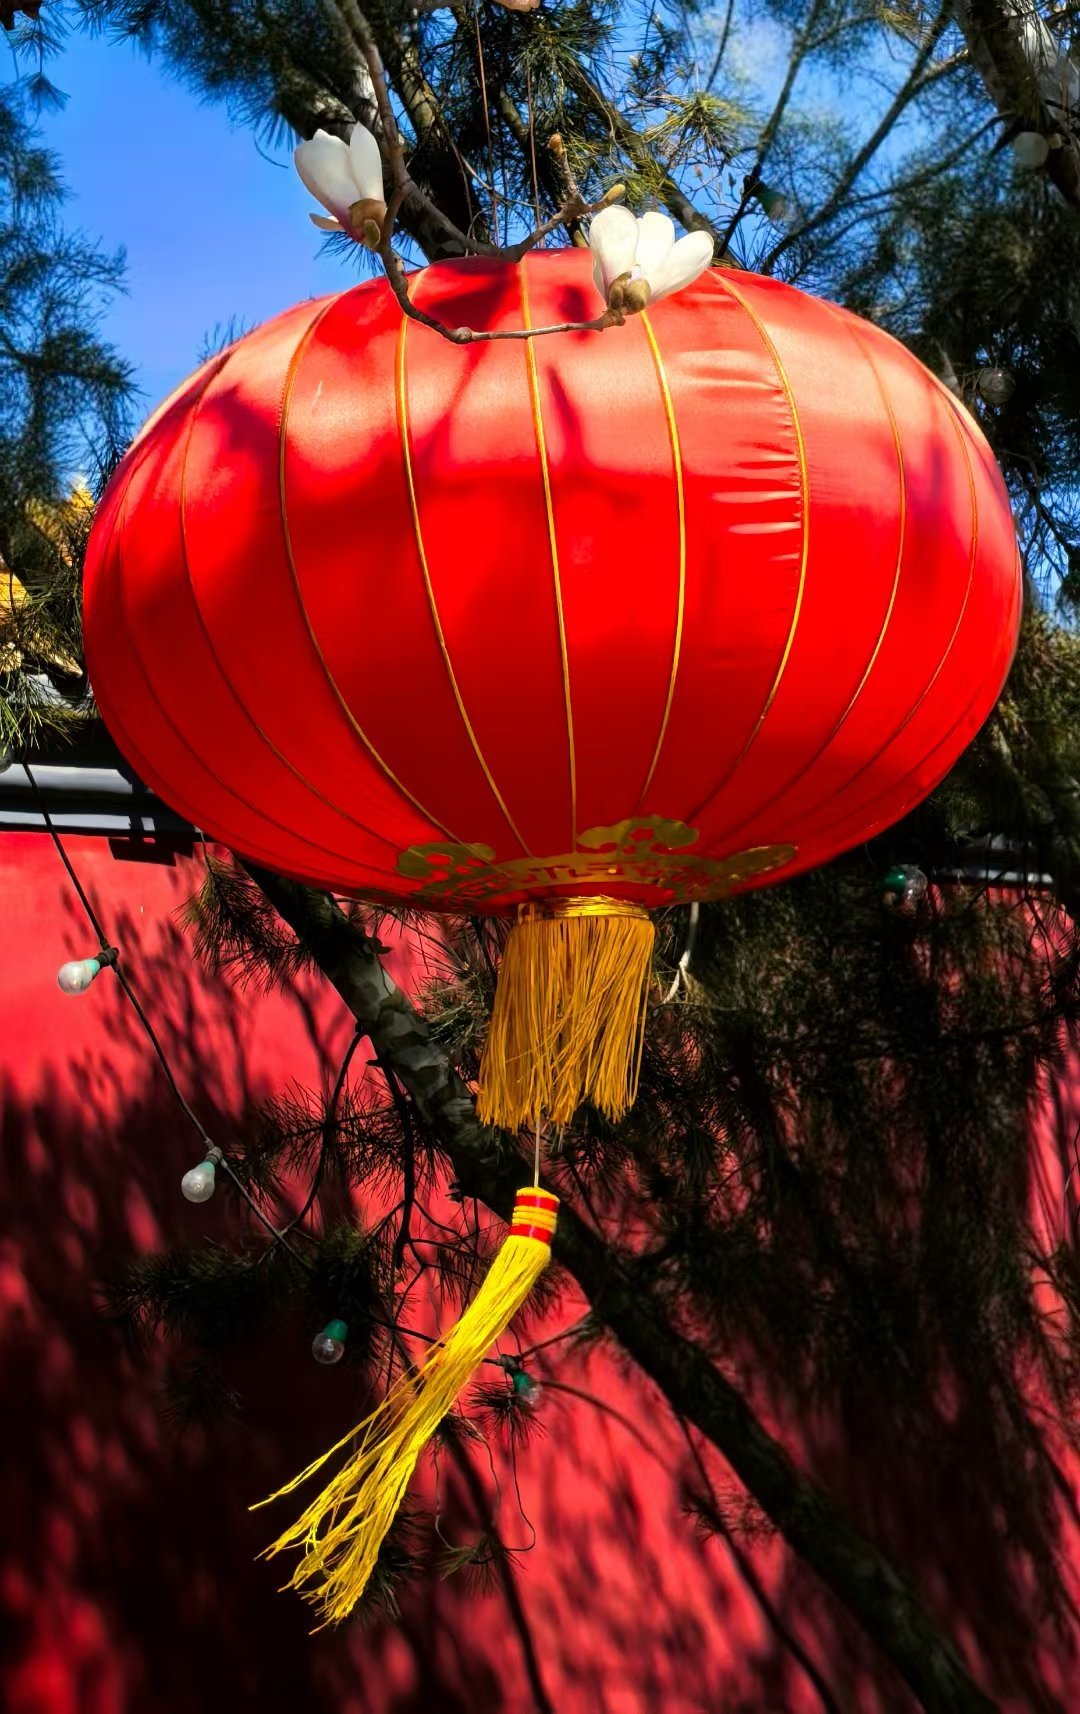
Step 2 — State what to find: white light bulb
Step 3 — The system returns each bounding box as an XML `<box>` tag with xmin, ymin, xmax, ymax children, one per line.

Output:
<box><xmin>1012</xmin><ymin>131</ymin><xmax>1049</xmax><ymax>169</ymax></box>
<box><xmin>517</xmin><ymin>1375</ymin><xmax>544</xmax><ymax>1411</ymax></box>
<box><xmin>901</xmin><ymin>868</ymin><xmax>929</xmax><ymax>906</ymax></box>
<box><xmin>503</xmin><ymin>1361</ymin><xmax>544</xmax><ymax>1411</ymax></box>
<box><xmin>312</xmin><ymin>1320</ymin><xmax>348</xmax><ymax>1364</ymax></box>
<box><xmin>181</xmin><ymin>1160</ymin><xmax>217</xmax><ymax>1203</ymax></box>
<box><xmin>757</xmin><ymin>186</ymin><xmax>791</xmax><ymax>228</ymax></box>
<box><xmin>883</xmin><ymin>865</ymin><xmax>929</xmax><ymax>910</ymax></box>
<box><xmin>977</xmin><ymin>366</ymin><xmax>1015</xmax><ymax>406</ymax></box>
<box><xmin>57</xmin><ymin>957</ymin><xmax>101</xmax><ymax>995</ymax></box>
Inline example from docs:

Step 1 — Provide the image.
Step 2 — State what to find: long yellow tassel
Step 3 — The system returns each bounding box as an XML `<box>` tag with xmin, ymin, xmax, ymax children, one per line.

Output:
<box><xmin>253</xmin><ymin>1188</ymin><xmax>558</xmax><ymax>1627</ymax></box>
<box><xmin>477</xmin><ymin>898</ymin><xmax>655</xmax><ymax>1132</ymax></box>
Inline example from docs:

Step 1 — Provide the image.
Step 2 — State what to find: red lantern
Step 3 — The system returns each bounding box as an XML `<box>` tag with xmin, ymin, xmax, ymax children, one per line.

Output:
<box><xmin>87</xmin><ymin>250</ymin><xmax>1022</xmax><ymax>1616</ymax></box>
<box><xmin>84</xmin><ymin>250</ymin><xmax>1020</xmax><ymax>1125</ymax></box>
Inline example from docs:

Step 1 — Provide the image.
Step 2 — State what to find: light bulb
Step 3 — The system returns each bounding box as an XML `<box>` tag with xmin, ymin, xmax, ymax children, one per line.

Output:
<box><xmin>512</xmin><ymin>1369</ymin><xmax>543</xmax><ymax>1411</ymax></box>
<box><xmin>312</xmin><ymin>1319</ymin><xmax>348</xmax><ymax>1364</ymax></box>
<box><xmin>883</xmin><ymin>864</ymin><xmax>928</xmax><ymax>909</ymax></box>
<box><xmin>977</xmin><ymin>366</ymin><xmax>1015</xmax><ymax>406</ymax></box>
<box><xmin>57</xmin><ymin>956</ymin><xmax>103</xmax><ymax>995</ymax></box>
<box><xmin>181</xmin><ymin>1159</ymin><xmax>217</xmax><ymax>1203</ymax></box>
<box><xmin>901</xmin><ymin>868</ymin><xmax>929</xmax><ymax>906</ymax></box>
<box><xmin>757</xmin><ymin>185</ymin><xmax>791</xmax><ymax>228</ymax></box>
<box><xmin>1012</xmin><ymin>131</ymin><xmax>1049</xmax><ymax>169</ymax></box>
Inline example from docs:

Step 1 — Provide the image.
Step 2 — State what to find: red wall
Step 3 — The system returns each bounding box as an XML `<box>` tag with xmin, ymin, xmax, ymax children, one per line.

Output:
<box><xmin>1</xmin><ymin>834</ymin><xmax>1077</xmax><ymax>1713</ymax></box>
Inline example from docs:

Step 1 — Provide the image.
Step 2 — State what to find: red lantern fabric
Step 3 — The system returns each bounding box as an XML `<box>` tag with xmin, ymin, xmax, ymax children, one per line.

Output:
<box><xmin>84</xmin><ymin>250</ymin><xmax>1020</xmax><ymax>914</ymax></box>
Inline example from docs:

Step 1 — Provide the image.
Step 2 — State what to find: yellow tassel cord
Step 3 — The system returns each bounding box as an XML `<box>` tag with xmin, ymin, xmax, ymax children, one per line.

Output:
<box><xmin>477</xmin><ymin>898</ymin><xmax>656</xmax><ymax>1132</ymax></box>
<box><xmin>253</xmin><ymin>1189</ymin><xmax>558</xmax><ymax>1627</ymax></box>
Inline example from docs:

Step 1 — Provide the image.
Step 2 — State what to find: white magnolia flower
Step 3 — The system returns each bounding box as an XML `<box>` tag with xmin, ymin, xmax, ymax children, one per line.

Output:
<box><xmin>588</xmin><ymin>206</ymin><xmax>713</xmax><ymax>316</ymax></box>
<box><xmin>294</xmin><ymin>124</ymin><xmax>387</xmax><ymax>242</ymax></box>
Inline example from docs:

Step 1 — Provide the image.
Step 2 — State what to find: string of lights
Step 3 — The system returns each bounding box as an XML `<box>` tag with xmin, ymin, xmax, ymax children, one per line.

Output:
<box><xmin>25</xmin><ymin>760</ymin><xmax>314</xmax><ymax>1270</ymax></box>
<box><xmin>27</xmin><ymin>761</ymin><xmax>562</xmax><ymax>1397</ymax></box>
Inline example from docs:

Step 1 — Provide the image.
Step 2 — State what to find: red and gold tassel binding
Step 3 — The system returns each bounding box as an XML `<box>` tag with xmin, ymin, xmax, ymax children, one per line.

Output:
<box><xmin>253</xmin><ymin>1188</ymin><xmax>558</xmax><ymax>1626</ymax></box>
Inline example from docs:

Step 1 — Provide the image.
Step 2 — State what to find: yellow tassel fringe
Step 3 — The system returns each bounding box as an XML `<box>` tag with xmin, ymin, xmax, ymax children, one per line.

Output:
<box><xmin>253</xmin><ymin>1189</ymin><xmax>558</xmax><ymax>1628</ymax></box>
<box><xmin>477</xmin><ymin>898</ymin><xmax>655</xmax><ymax>1132</ymax></box>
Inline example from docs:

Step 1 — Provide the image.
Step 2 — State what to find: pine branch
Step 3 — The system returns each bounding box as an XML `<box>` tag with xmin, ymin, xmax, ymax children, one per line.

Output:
<box><xmin>440</xmin><ymin>1431</ymin><xmax>555</xmax><ymax>1714</ymax></box>
<box><xmin>245</xmin><ymin>862</ymin><xmax>996</xmax><ymax>1714</ymax></box>
<box><xmin>447</xmin><ymin>4</ymin><xmax>575</xmax><ymax>241</ymax></box>
<box><xmin>181</xmin><ymin>855</ymin><xmax>314</xmax><ymax>992</ymax></box>
<box><xmin>762</xmin><ymin>3</ymin><xmax>953</xmax><ymax>270</ymax></box>
<box><xmin>678</xmin><ymin>1421</ymin><xmax>843</xmax><ymax>1714</ymax></box>
<box><xmin>258</xmin><ymin>0</ymin><xmax>727</xmax><ymax>263</ymax></box>
<box><xmin>339</xmin><ymin>8</ymin><xmax>626</xmax><ymax>341</ymax></box>
<box><xmin>715</xmin><ymin>0</ymin><xmax>830</xmax><ymax>254</ymax></box>
<box><xmin>565</xmin><ymin>61</ymin><xmax>725</xmax><ymax>251</ymax></box>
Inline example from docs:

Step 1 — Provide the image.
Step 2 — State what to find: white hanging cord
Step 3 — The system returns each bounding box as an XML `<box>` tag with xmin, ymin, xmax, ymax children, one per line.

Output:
<box><xmin>663</xmin><ymin>901</ymin><xmax>700</xmax><ymax>1002</ymax></box>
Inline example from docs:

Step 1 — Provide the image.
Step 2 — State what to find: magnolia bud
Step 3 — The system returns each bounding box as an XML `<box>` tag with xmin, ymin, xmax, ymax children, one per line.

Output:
<box><xmin>607</xmin><ymin>273</ymin><xmax>652</xmax><ymax>316</ymax></box>
<box><xmin>601</xmin><ymin>183</ymin><xmax>627</xmax><ymax>207</ymax></box>
<box><xmin>348</xmin><ymin>197</ymin><xmax>388</xmax><ymax>247</ymax></box>
<box><xmin>548</xmin><ymin>133</ymin><xmax>565</xmax><ymax>157</ymax></box>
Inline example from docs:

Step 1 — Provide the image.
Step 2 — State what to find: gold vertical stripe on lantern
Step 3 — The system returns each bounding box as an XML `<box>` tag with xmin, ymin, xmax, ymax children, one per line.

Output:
<box><xmin>636</xmin><ymin>309</ymin><xmax>687</xmax><ymax>809</ymax></box>
<box><xmin>520</xmin><ymin>261</ymin><xmax>578</xmax><ymax>850</ymax></box>
<box><xmin>693</xmin><ymin>275</ymin><xmax>811</xmax><ymax>817</ymax></box>
<box><xmin>395</xmin><ymin>315</ymin><xmax>533</xmax><ymax>857</ymax></box>
<box><xmin>278</xmin><ymin>300</ymin><xmax>462</xmax><ymax>843</ymax></box>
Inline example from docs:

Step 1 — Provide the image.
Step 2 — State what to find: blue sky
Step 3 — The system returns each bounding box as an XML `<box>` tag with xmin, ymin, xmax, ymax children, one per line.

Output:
<box><xmin>32</xmin><ymin>27</ymin><xmax>354</xmax><ymax>410</ymax></box>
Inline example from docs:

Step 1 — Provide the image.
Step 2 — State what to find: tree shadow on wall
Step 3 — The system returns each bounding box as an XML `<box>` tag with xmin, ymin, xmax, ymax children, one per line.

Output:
<box><xmin>0</xmin><ymin>864</ymin><xmax>655</xmax><ymax>1714</ymax></box>
<box><xmin>0</xmin><ymin>990</ymin><xmax>542</xmax><ymax>1714</ymax></box>
<box><xmin>0</xmin><ymin>856</ymin><xmax>1077</xmax><ymax>1713</ymax></box>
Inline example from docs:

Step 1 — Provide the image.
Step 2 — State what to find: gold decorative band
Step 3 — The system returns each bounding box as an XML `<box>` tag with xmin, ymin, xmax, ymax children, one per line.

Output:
<box><xmin>398</xmin><ymin>820</ymin><xmax>796</xmax><ymax>908</ymax></box>
<box><xmin>518</xmin><ymin>896</ymin><xmax>653</xmax><ymax>923</ymax></box>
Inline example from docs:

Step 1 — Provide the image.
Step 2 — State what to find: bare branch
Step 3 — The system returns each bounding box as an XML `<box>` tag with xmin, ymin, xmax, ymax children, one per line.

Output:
<box><xmin>565</xmin><ymin>64</ymin><xmax>726</xmax><ymax>251</ymax></box>
<box><xmin>317</xmin><ymin>0</ymin><xmax>483</xmax><ymax>258</ymax></box>
<box><xmin>716</xmin><ymin>0</ymin><xmax>830</xmax><ymax>255</ymax></box>
<box><xmin>332</xmin><ymin>13</ymin><xmax>624</xmax><ymax>344</ymax></box>
<box><xmin>762</xmin><ymin>4</ymin><xmax>953</xmax><ymax>270</ymax></box>
<box><xmin>377</xmin><ymin>228</ymin><xmax>615</xmax><ymax>344</ymax></box>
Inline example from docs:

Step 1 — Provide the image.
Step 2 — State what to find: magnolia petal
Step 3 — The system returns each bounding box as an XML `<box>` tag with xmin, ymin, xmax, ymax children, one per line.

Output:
<box><xmin>587</xmin><ymin>203</ymin><xmax>639</xmax><ymax>297</ymax></box>
<box><xmin>646</xmin><ymin>229</ymin><xmax>714</xmax><ymax>304</ymax></box>
<box><xmin>309</xmin><ymin>213</ymin><xmax>343</xmax><ymax>231</ymax></box>
<box><xmin>635</xmin><ymin>211</ymin><xmax>675</xmax><ymax>281</ymax></box>
<box><xmin>294</xmin><ymin>130</ymin><xmax>359</xmax><ymax>222</ymax></box>
<box><xmin>348</xmin><ymin>122</ymin><xmax>384</xmax><ymax>204</ymax></box>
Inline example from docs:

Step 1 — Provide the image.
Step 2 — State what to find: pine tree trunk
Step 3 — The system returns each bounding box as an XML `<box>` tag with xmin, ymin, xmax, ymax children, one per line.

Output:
<box><xmin>953</xmin><ymin>0</ymin><xmax>1080</xmax><ymax>209</ymax></box>
<box><xmin>247</xmin><ymin>866</ymin><xmax>998</xmax><ymax>1714</ymax></box>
